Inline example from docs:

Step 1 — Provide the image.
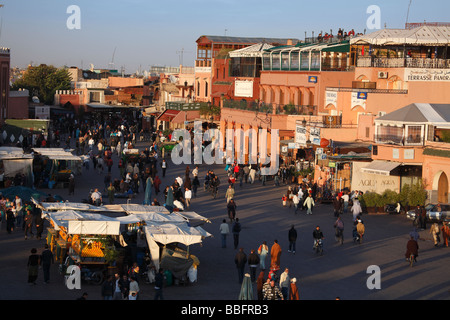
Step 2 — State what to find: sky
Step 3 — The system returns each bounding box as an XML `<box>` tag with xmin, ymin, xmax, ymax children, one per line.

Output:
<box><xmin>0</xmin><ymin>0</ymin><xmax>449</xmax><ymax>73</ymax></box>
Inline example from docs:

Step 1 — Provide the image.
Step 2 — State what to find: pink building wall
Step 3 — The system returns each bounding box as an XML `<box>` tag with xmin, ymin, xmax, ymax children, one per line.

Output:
<box><xmin>108</xmin><ymin>77</ymin><xmax>144</xmax><ymax>88</ymax></box>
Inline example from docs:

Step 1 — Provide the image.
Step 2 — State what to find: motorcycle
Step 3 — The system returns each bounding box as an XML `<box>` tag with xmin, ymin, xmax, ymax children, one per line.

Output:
<box><xmin>385</xmin><ymin>203</ymin><xmax>404</xmax><ymax>214</ymax></box>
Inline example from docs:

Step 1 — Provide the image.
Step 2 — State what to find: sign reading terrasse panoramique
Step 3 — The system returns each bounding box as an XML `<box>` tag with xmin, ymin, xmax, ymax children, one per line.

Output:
<box><xmin>405</xmin><ymin>68</ymin><xmax>450</xmax><ymax>82</ymax></box>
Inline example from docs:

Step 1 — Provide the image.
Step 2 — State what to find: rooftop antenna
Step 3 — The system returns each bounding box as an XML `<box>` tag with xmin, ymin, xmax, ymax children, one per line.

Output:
<box><xmin>109</xmin><ymin>47</ymin><xmax>117</xmax><ymax>70</ymax></box>
<box><xmin>176</xmin><ymin>48</ymin><xmax>191</xmax><ymax>66</ymax></box>
<box><xmin>405</xmin><ymin>0</ymin><xmax>413</xmax><ymax>27</ymax></box>
<box><xmin>224</xmin><ymin>29</ymin><xmax>228</xmax><ymax>36</ymax></box>
<box><xmin>0</xmin><ymin>5</ymin><xmax>4</xmax><ymax>41</ymax></box>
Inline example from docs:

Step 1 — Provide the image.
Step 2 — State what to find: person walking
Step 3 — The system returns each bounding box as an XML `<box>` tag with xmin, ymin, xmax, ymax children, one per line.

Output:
<box><xmin>257</xmin><ymin>241</ymin><xmax>269</xmax><ymax>270</ymax></box>
<box><xmin>27</xmin><ymin>248</ymin><xmax>40</xmax><ymax>285</ymax></box>
<box><xmin>232</xmin><ymin>218</ymin><xmax>242</xmax><ymax>249</ymax></box>
<box><xmin>430</xmin><ymin>222</ymin><xmax>441</xmax><ymax>247</ymax></box>
<box><xmin>185</xmin><ymin>188</ymin><xmax>192</xmax><ymax>209</ymax></box>
<box><xmin>161</xmin><ymin>159</ymin><xmax>167</xmax><ymax>178</ymax></box>
<box><xmin>263</xmin><ymin>279</ymin><xmax>284</xmax><ymax>300</ymax></box>
<box><xmin>101</xmin><ymin>275</ymin><xmax>114</xmax><ymax>300</ymax></box>
<box><xmin>107</xmin><ymin>183</ymin><xmax>115</xmax><ymax>204</ymax></box>
<box><xmin>288</xmin><ymin>225</ymin><xmax>297</xmax><ymax>254</ymax></box>
<box><xmin>333</xmin><ymin>194</ymin><xmax>341</xmax><ymax>217</ymax></box>
<box><xmin>227</xmin><ymin>199</ymin><xmax>237</xmax><ymax>222</ymax></box>
<box><xmin>351</xmin><ymin>199</ymin><xmax>363</xmax><ymax>221</ymax></box>
<box><xmin>334</xmin><ymin>216</ymin><xmax>345</xmax><ymax>245</ymax></box>
<box><xmin>40</xmin><ymin>244</ymin><xmax>53</xmax><ymax>284</ymax></box>
<box><xmin>270</xmin><ymin>240</ymin><xmax>282</xmax><ymax>271</ymax></box>
<box><xmin>442</xmin><ymin>222</ymin><xmax>450</xmax><ymax>247</ymax></box>
<box><xmin>219</xmin><ymin>219</ymin><xmax>230</xmax><ymax>248</ymax></box>
<box><xmin>248</xmin><ymin>249</ymin><xmax>260</xmax><ymax>282</ymax></box>
<box><xmin>113</xmin><ymin>273</ymin><xmax>123</xmax><ymax>300</ymax></box>
<box><xmin>256</xmin><ymin>271</ymin><xmax>265</xmax><ymax>300</ymax></box>
<box><xmin>68</xmin><ymin>173</ymin><xmax>75</xmax><ymax>195</ymax></box>
<box><xmin>24</xmin><ymin>209</ymin><xmax>34</xmax><ymax>240</ymax></box>
<box><xmin>289</xmin><ymin>278</ymin><xmax>300</xmax><ymax>300</ymax></box>
<box><xmin>5</xmin><ymin>208</ymin><xmax>15</xmax><ymax>234</ymax></box>
<box><xmin>234</xmin><ymin>248</ymin><xmax>247</xmax><ymax>284</ymax></box>
<box><xmin>128</xmin><ymin>277</ymin><xmax>140</xmax><ymax>300</ymax></box>
<box><xmin>225</xmin><ymin>185</ymin><xmax>235</xmax><ymax>204</ymax></box>
<box><xmin>154</xmin><ymin>268</ymin><xmax>164</xmax><ymax>300</ymax></box>
<box><xmin>303</xmin><ymin>194</ymin><xmax>315</xmax><ymax>215</ymax></box>
<box><xmin>279</xmin><ymin>268</ymin><xmax>290</xmax><ymax>300</ymax></box>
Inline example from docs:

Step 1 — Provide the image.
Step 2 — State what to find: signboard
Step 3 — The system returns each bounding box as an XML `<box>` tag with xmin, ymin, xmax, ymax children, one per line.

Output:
<box><xmin>404</xmin><ymin>149</ymin><xmax>415</xmax><ymax>160</ymax></box>
<box><xmin>308</xmin><ymin>76</ymin><xmax>318</xmax><ymax>83</ymax></box>
<box><xmin>357</xmin><ymin>92</ymin><xmax>368</xmax><ymax>100</ymax></box>
<box><xmin>404</xmin><ymin>68</ymin><xmax>450</xmax><ymax>82</ymax></box>
<box><xmin>295</xmin><ymin>124</ymin><xmax>307</xmax><ymax>146</ymax></box>
<box><xmin>310</xmin><ymin>127</ymin><xmax>321</xmax><ymax>145</ymax></box>
<box><xmin>194</xmin><ymin>67</ymin><xmax>212</xmax><ymax>73</ymax></box>
<box><xmin>351</xmin><ymin>92</ymin><xmax>367</xmax><ymax>110</ymax></box>
<box><xmin>234</xmin><ymin>80</ymin><xmax>254</xmax><ymax>98</ymax></box>
<box><xmin>325</xmin><ymin>90</ymin><xmax>338</xmax><ymax>108</ymax></box>
<box><xmin>352</xmin><ymin>162</ymin><xmax>400</xmax><ymax>194</ymax></box>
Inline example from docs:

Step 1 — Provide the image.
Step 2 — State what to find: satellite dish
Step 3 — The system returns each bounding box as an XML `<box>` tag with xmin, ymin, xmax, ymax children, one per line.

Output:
<box><xmin>32</xmin><ymin>96</ymin><xmax>40</xmax><ymax>103</ymax></box>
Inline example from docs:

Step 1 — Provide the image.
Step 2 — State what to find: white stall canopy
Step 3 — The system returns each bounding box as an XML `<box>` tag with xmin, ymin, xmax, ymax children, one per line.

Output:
<box><xmin>68</xmin><ymin>220</ymin><xmax>120</xmax><ymax>235</ymax></box>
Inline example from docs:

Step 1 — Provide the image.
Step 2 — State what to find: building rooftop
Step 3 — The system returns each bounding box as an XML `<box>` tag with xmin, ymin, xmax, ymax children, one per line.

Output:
<box><xmin>376</xmin><ymin>103</ymin><xmax>450</xmax><ymax>126</ymax></box>
<box><xmin>351</xmin><ymin>25</ymin><xmax>450</xmax><ymax>46</ymax></box>
<box><xmin>197</xmin><ymin>35</ymin><xmax>300</xmax><ymax>46</ymax></box>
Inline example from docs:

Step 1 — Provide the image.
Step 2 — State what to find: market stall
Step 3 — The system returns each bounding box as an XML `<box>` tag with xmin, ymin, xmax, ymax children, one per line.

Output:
<box><xmin>40</xmin><ymin>200</ymin><xmax>212</xmax><ymax>285</ymax></box>
<box><xmin>32</xmin><ymin>148</ymin><xmax>82</xmax><ymax>188</ymax></box>
<box><xmin>0</xmin><ymin>147</ymin><xmax>33</xmax><ymax>188</ymax></box>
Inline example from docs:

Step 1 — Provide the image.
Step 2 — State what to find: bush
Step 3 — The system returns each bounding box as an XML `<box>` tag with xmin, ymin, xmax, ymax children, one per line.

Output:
<box><xmin>363</xmin><ymin>192</ymin><xmax>380</xmax><ymax>208</ymax></box>
<box><xmin>381</xmin><ymin>189</ymin><xmax>400</xmax><ymax>205</ymax></box>
<box><xmin>399</xmin><ymin>181</ymin><xmax>427</xmax><ymax>207</ymax></box>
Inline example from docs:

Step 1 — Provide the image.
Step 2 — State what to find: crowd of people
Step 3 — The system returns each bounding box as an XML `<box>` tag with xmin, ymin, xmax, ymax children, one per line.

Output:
<box><xmin>2</xmin><ymin>110</ymin><xmax>448</xmax><ymax>300</ymax></box>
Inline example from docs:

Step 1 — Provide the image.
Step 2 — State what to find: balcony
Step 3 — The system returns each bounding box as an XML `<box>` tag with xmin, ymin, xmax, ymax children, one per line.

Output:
<box><xmin>357</xmin><ymin>56</ymin><xmax>450</xmax><ymax>69</ymax></box>
<box><xmin>222</xmin><ymin>100</ymin><xmax>317</xmax><ymax>116</ymax></box>
<box><xmin>375</xmin><ymin>134</ymin><xmax>424</xmax><ymax>146</ymax></box>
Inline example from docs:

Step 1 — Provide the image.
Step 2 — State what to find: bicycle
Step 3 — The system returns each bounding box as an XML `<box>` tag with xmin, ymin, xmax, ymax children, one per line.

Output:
<box><xmin>313</xmin><ymin>239</ymin><xmax>324</xmax><ymax>256</ymax></box>
<box><xmin>409</xmin><ymin>253</ymin><xmax>417</xmax><ymax>267</ymax></box>
<box><xmin>209</xmin><ymin>185</ymin><xmax>218</xmax><ymax>199</ymax></box>
<box><xmin>335</xmin><ymin>227</ymin><xmax>344</xmax><ymax>245</ymax></box>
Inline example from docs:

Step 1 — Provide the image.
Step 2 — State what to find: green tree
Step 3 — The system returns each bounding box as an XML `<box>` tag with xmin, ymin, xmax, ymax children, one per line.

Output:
<box><xmin>12</xmin><ymin>64</ymin><xmax>71</xmax><ymax>105</ymax></box>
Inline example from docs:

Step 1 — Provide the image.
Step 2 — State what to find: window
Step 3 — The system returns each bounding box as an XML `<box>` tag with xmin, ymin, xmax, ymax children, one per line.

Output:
<box><xmin>300</xmin><ymin>52</ymin><xmax>310</xmax><ymax>70</ymax></box>
<box><xmin>271</xmin><ymin>53</ymin><xmax>281</xmax><ymax>70</ymax></box>
<box><xmin>377</xmin><ymin>125</ymin><xmax>403</xmax><ymax>144</ymax></box>
<box><xmin>290</xmin><ymin>52</ymin><xmax>299</xmax><ymax>70</ymax></box>
<box><xmin>366</xmin><ymin>127</ymin><xmax>370</xmax><ymax>138</ymax></box>
<box><xmin>406</xmin><ymin>125</ymin><xmax>422</xmax><ymax>144</ymax></box>
<box><xmin>311</xmin><ymin>51</ymin><xmax>321</xmax><ymax>70</ymax></box>
<box><xmin>262</xmin><ymin>54</ymin><xmax>271</xmax><ymax>70</ymax></box>
<box><xmin>281</xmin><ymin>52</ymin><xmax>290</xmax><ymax>70</ymax></box>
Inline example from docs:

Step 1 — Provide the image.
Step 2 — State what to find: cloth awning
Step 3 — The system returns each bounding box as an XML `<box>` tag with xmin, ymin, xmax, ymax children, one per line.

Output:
<box><xmin>157</xmin><ymin>109</ymin><xmax>180</xmax><ymax>122</ymax></box>
<box><xmin>361</xmin><ymin>160</ymin><xmax>401</xmax><ymax>176</ymax></box>
<box><xmin>33</xmin><ymin>148</ymin><xmax>81</xmax><ymax>161</ymax></box>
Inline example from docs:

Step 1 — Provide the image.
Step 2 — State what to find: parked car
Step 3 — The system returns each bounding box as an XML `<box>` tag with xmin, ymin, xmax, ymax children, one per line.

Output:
<box><xmin>406</xmin><ymin>204</ymin><xmax>432</xmax><ymax>221</ymax></box>
<box><xmin>427</xmin><ymin>203</ymin><xmax>450</xmax><ymax>222</ymax></box>
<box><xmin>406</xmin><ymin>203</ymin><xmax>450</xmax><ymax>223</ymax></box>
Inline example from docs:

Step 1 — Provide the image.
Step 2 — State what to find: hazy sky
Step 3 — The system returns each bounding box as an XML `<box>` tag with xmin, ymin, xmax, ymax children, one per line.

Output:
<box><xmin>1</xmin><ymin>0</ymin><xmax>449</xmax><ymax>73</ymax></box>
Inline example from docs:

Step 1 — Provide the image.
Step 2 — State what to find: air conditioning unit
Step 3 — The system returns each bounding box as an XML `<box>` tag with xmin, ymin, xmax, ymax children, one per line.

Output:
<box><xmin>378</xmin><ymin>71</ymin><xmax>388</xmax><ymax>79</ymax></box>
